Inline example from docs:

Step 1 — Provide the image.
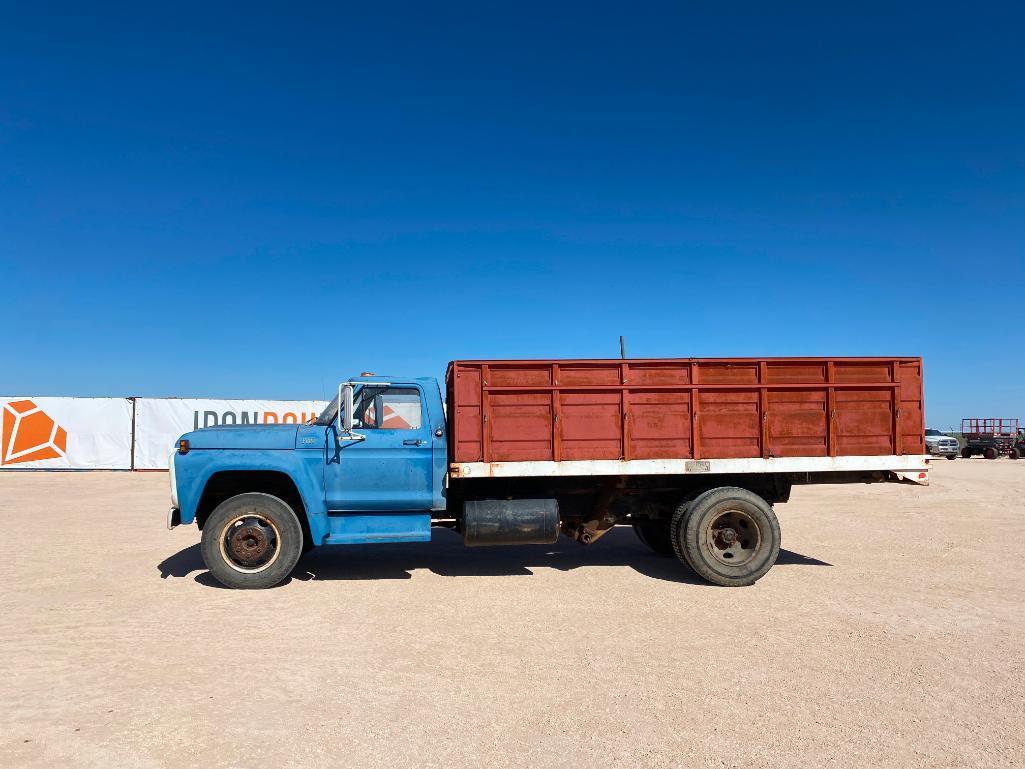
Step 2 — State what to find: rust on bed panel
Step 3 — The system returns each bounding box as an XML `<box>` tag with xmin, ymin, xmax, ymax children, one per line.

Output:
<box><xmin>758</xmin><ymin>361</ymin><xmax>768</xmax><ymax>459</ymax></box>
<box><xmin>892</xmin><ymin>361</ymin><xmax>902</xmax><ymax>455</ymax></box>
<box><xmin>691</xmin><ymin>361</ymin><xmax>701</xmax><ymax>459</ymax></box>
<box><xmin>826</xmin><ymin>361</ymin><xmax>837</xmax><ymax>457</ymax></box>
<box><xmin>449</xmin><ymin>363</ymin><xmax>482</xmax><ymax>462</ymax></box>
<box><xmin>621</xmin><ymin>362</ymin><xmax>630</xmax><ymax>462</ymax></box>
<box><xmin>445</xmin><ymin>358</ymin><xmax>925</xmax><ymax>464</ymax></box>
<box><xmin>552</xmin><ymin>363</ymin><xmax>562</xmax><ymax>462</ymax></box>
<box><xmin>898</xmin><ymin>360</ymin><xmax>925</xmax><ymax>454</ymax></box>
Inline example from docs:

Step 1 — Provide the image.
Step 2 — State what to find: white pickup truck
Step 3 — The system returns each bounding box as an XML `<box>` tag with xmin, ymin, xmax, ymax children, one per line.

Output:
<box><xmin>924</xmin><ymin>429</ymin><xmax>959</xmax><ymax>460</ymax></box>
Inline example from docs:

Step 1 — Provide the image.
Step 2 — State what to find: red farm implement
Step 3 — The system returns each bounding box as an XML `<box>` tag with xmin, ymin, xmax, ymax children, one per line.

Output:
<box><xmin>959</xmin><ymin>418</ymin><xmax>1022</xmax><ymax>459</ymax></box>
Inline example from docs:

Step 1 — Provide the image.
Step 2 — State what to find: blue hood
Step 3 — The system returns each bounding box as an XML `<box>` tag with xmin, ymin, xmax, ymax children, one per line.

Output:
<box><xmin>183</xmin><ymin>424</ymin><xmax>301</xmax><ymax>450</ymax></box>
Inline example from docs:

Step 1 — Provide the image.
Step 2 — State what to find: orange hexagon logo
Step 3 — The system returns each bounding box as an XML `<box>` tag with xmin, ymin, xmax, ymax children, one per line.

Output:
<box><xmin>1</xmin><ymin>400</ymin><xmax>68</xmax><ymax>465</ymax></box>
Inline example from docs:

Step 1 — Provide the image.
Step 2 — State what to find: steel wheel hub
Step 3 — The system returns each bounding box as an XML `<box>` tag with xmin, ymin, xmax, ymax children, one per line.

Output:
<box><xmin>230</xmin><ymin>525</ymin><xmax>269</xmax><ymax>563</ymax></box>
<box><xmin>705</xmin><ymin>510</ymin><xmax>760</xmax><ymax>566</ymax></box>
<box><xmin>220</xmin><ymin>514</ymin><xmax>280</xmax><ymax>572</ymax></box>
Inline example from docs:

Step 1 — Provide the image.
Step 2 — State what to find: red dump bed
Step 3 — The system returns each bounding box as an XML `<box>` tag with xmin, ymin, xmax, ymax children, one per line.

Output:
<box><xmin>446</xmin><ymin>358</ymin><xmax>925</xmax><ymax>464</ymax></box>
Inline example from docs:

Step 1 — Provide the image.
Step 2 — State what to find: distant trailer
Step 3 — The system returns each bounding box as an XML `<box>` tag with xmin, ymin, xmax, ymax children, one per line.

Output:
<box><xmin>960</xmin><ymin>418</ymin><xmax>1021</xmax><ymax>459</ymax></box>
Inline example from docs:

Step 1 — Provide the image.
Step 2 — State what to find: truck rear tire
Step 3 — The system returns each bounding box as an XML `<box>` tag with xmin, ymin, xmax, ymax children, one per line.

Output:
<box><xmin>1009</xmin><ymin>449</ymin><xmax>1021</xmax><ymax>460</ymax></box>
<box><xmin>983</xmin><ymin>447</ymin><xmax>999</xmax><ymax>460</ymax></box>
<box><xmin>632</xmin><ymin>521</ymin><xmax>675</xmax><ymax>556</ymax></box>
<box><xmin>671</xmin><ymin>487</ymin><xmax>780</xmax><ymax>587</ymax></box>
<box><xmin>200</xmin><ymin>493</ymin><xmax>304</xmax><ymax>589</ymax></box>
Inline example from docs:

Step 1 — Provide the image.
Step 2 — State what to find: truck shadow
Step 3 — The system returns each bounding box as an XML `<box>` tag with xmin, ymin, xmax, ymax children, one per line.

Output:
<box><xmin>158</xmin><ymin>527</ymin><xmax>831</xmax><ymax>588</ymax></box>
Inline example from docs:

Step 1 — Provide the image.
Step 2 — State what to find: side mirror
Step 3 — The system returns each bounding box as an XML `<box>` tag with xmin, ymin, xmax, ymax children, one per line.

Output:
<box><xmin>338</xmin><ymin>383</ymin><xmax>354</xmax><ymax>434</ymax></box>
<box><xmin>335</xmin><ymin>379</ymin><xmax>390</xmax><ymax>443</ymax></box>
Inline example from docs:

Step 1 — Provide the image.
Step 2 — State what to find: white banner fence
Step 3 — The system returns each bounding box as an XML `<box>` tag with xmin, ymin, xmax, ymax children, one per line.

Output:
<box><xmin>0</xmin><ymin>397</ymin><xmax>327</xmax><ymax>471</ymax></box>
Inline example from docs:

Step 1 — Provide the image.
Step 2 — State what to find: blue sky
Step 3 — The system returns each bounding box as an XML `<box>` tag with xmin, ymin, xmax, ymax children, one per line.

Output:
<box><xmin>1</xmin><ymin>2</ymin><xmax>1022</xmax><ymax>428</ymax></box>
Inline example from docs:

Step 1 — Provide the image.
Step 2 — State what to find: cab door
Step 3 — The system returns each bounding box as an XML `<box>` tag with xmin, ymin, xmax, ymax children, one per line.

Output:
<box><xmin>324</xmin><ymin>384</ymin><xmax>434</xmax><ymax>512</ymax></box>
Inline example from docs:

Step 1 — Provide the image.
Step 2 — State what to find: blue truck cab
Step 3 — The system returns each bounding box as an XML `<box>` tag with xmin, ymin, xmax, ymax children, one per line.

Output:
<box><xmin>168</xmin><ymin>375</ymin><xmax>450</xmax><ymax>588</ymax></box>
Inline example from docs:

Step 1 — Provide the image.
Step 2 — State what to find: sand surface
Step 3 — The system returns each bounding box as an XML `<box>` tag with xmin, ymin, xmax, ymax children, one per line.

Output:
<box><xmin>1</xmin><ymin>460</ymin><xmax>1023</xmax><ymax>768</ymax></box>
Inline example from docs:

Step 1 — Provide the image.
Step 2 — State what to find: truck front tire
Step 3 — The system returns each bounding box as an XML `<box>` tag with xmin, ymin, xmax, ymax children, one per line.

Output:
<box><xmin>200</xmin><ymin>493</ymin><xmax>304</xmax><ymax>589</ymax></box>
<box><xmin>671</xmin><ymin>487</ymin><xmax>780</xmax><ymax>587</ymax></box>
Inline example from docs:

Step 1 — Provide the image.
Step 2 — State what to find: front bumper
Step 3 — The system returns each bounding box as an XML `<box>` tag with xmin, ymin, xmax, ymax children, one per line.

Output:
<box><xmin>926</xmin><ymin>444</ymin><xmax>959</xmax><ymax>456</ymax></box>
<box><xmin>167</xmin><ymin>507</ymin><xmax>181</xmax><ymax>530</ymax></box>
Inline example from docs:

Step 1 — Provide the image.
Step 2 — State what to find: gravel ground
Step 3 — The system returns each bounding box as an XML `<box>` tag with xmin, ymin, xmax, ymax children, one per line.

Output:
<box><xmin>1</xmin><ymin>460</ymin><xmax>1023</xmax><ymax>769</ymax></box>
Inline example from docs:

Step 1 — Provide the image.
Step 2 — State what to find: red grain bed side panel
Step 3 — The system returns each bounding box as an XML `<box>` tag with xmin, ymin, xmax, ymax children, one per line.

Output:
<box><xmin>445</xmin><ymin>357</ymin><xmax>925</xmax><ymax>464</ymax></box>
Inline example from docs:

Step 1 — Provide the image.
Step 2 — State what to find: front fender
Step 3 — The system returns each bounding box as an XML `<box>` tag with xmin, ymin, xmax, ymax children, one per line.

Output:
<box><xmin>173</xmin><ymin>449</ymin><xmax>328</xmax><ymax>543</ymax></box>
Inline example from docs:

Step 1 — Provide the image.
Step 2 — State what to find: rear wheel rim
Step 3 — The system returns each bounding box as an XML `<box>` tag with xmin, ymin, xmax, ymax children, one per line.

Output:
<box><xmin>219</xmin><ymin>514</ymin><xmax>281</xmax><ymax>573</ymax></box>
<box><xmin>703</xmin><ymin>509</ymin><xmax>761</xmax><ymax>567</ymax></box>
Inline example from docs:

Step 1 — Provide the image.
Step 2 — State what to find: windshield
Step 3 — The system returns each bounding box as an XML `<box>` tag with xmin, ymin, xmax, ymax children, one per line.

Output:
<box><xmin>924</xmin><ymin>429</ymin><xmax>942</xmax><ymax>436</ymax></box>
<box><xmin>316</xmin><ymin>394</ymin><xmax>340</xmax><ymax>426</ymax></box>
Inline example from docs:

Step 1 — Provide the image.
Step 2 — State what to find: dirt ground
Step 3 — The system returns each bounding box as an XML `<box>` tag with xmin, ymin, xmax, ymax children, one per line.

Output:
<box><xmin>1</xmin><ymin>461</ymin><xmax>1023</xmax><ymax>769</ymax></box>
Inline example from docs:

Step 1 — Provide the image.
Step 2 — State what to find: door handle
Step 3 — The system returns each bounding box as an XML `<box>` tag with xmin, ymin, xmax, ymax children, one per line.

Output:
<box><xmin>403</xmin><ymin>439</ymin><xmax>425</xmax><ymax>446</ymax></box>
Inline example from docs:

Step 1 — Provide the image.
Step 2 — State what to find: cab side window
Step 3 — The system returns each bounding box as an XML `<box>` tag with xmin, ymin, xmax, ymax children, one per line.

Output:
<box><xmin>357</xmin><ymin>387</ymin><xmax>422</xmax><ymax>430</ymax></box>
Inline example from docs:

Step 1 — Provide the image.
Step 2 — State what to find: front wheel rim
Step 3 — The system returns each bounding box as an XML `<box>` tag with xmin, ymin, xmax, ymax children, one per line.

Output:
<box><xmin>218</xmin><ymin>514</ymin><xmax>282</xmax><ymax>573</ymax></box>
<box><xmin>703</xmin><ymin>509</ymin><xmax>761</xmax><ymax>567</ymax></box>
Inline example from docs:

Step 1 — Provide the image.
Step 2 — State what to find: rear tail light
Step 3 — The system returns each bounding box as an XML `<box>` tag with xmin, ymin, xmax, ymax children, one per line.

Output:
<box><xmin>178</xmin><ymin>439</ymin><xmax>190</xmax><ymax>455</ymax></box>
